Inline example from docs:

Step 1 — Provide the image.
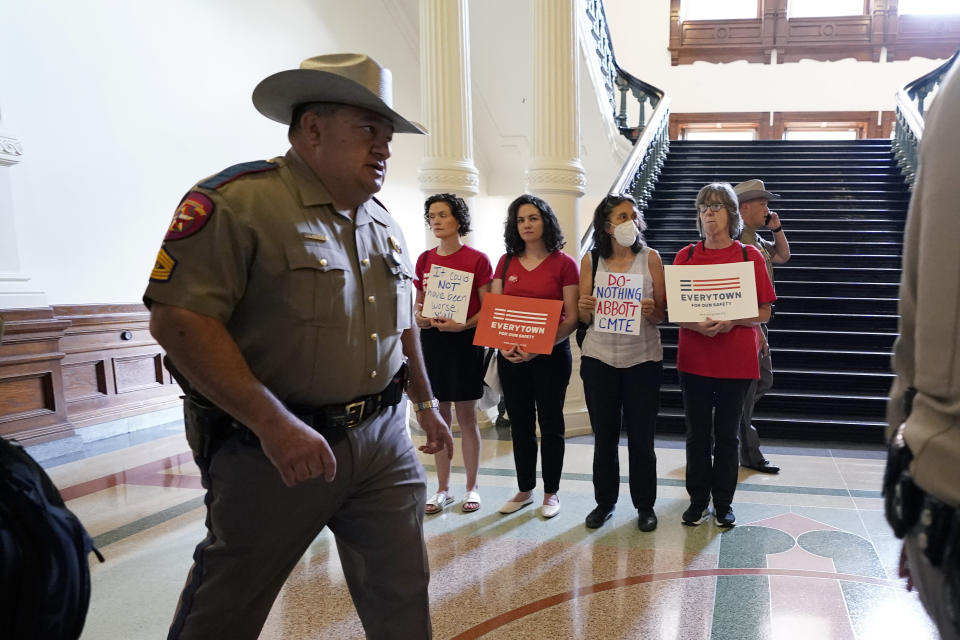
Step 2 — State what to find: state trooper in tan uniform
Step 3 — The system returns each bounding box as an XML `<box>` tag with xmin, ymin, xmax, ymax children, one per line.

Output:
<box><xmin>145</xmin><ymin>54</ymin><xmax>453</xmax><ymax>640</ymax></box>
<box><xmin>734</xmin><ymin>179</ymin><xmax>791</xmax><ymax>475</ymax></box>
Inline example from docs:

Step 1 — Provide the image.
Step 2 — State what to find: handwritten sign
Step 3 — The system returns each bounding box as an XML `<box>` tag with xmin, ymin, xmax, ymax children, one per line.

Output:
<box><xmin>593</xmin><ymin>270</ymin><xmax>644</xmax><ymax>335</ymax></box>
<box><xmin>423</xmin><ymin>265</ymin><xmax>474</xmax><ymax>325</ymax></box>
<box><xmin>664</xmin><ymin>262</ymin><xmax>758</xmax><ymax>323</ymax></box>
<box><xmin>473</xmin><ymin>293</ymin><xmax>562</xmax><ymax>354</ymax></box>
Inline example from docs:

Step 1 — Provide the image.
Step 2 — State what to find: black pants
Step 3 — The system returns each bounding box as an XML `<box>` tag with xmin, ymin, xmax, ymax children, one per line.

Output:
<box><xmin>678</xmin><ymin>371</ymin><xmax>751</xmax><ymax>511</ymax></box>
<box><xmin>580</xmin><ymin>357</ymin><xmax>662</xmax><ymax>510</ymax></box>
<box><xmin>498</xmin><ymin>339</ymin><xmax>572</xmax><ymax>494</ymax></box>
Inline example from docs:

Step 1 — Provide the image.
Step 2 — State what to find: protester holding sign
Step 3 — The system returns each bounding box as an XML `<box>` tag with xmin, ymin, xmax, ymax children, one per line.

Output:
<box><xmin>414</xmin><ymin>194</ymin><xmax>493</xmax><ymax>515</ymax></box>
<box><xmin>674</xmin><ymin>183</ymin><xmax>776</xmax><ymax>529</ymax></box>
<box><xmin>577</xmin><ymin>194</ymin><xmax>665</xmax><ymax>532</ymax></box>
<box><xmin>493</xmin><ymin>194</ymin><xmax>579</xmax><ymax>519</ymax></box>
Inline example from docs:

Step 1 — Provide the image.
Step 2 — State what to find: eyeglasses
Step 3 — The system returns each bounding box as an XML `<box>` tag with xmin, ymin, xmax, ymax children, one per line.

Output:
<box><xmin>698</xmin><ymin>203</ymin><xmax>726</xmax><ymax>212</ymax></box>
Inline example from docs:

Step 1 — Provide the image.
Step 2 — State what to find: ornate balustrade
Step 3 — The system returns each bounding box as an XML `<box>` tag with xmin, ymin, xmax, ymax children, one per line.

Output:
<box><xmin>580</xmin><ymin>0</ymin><xmax>670</xmax><ymax>257</ymax></box>
<box><xmin>894</xmin><ymin>49</ymin><xmax>959</xmax><ymax>187</ymax></box>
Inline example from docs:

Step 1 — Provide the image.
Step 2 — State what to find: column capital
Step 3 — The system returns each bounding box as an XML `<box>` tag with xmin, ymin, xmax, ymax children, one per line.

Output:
<box><xmin>418</xmin><ymin>162</ymin><xmax>480</xmax><ymax>196</ymax></box>
<box><xmin>526</xmin><ymin>160</ymin><xmax>586</xmax><ymax>197</ymax></box>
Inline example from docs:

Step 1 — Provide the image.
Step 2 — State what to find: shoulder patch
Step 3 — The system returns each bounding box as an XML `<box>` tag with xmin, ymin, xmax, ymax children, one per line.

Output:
<box><xmin>150</xmin><ymin>247</ymin><xmax>177</xmax><ymax>282</ymax></box>
<box><xmin>197</xmin><ymin>160</ymin><xmax>277</xmax><ymax>190</ymax></box>
<box><xmin>166</xmin><ymin>191</ymin><xmax>215</xmax><ymax>241</ymax></box>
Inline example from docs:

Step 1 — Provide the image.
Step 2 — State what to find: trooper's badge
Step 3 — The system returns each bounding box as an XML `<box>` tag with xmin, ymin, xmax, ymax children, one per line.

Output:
<box><xmin>166</xmin><ymin>192</ymin><xmax>215</xmax><ymax>241</ymax></box>
<box><xmin>388</xmin><ymin>235</ymin><xmax>403</xmax><ymax>254</ymax></box>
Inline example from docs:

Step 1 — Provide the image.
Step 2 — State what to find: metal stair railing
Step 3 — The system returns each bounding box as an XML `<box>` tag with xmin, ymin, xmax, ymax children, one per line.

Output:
<box><xmin>580</xmin><ymin>0</ymin><xmax>670</xmax><ymax>259</ymax></box>
<box><xmin>894</xmin><ymin>49</ymin><xmax>959</xmax><ymax>187</ymax></box>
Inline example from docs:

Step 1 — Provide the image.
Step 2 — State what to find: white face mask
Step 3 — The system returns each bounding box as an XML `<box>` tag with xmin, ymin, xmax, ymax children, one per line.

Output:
<box><xmin>613</xmin><ymin>220</ymin><xmax>638</xmax><ymax>247</ymax></box>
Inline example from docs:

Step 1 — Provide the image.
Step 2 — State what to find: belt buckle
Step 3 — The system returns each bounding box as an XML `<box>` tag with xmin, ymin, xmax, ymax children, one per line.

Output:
<box><xmin>344</xmin><ymin>401</ymin><xmax>365</xmax><ymax>428</ymax></box>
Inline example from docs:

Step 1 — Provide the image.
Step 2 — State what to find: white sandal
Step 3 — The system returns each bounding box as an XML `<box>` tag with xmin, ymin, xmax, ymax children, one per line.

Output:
<box><xmin>425</xmin><ymin>491</ymin><xmax>454</xmax><ymax>515</ymax></box>
<box><xmin>461</xmin><ymin>490</ymin><xmax>481</xmax><ymax>513</ymax></box>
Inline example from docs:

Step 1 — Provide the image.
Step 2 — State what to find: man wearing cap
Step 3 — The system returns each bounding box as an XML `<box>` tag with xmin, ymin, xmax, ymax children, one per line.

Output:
<box><xmin>734</xmin><ymin>179</ymin><xmax>791</xmax><ymax>474</ymax></box>
<box><xmin>145</xmin><ymin>54</ymin><xmax>452</xmax><ymax>640</ymax></box>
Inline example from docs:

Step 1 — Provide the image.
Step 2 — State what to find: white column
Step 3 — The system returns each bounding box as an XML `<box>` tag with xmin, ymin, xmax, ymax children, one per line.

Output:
<box><xmin>418</xmin><ymin>0</ymin><xmax>489</xmax><ymax>427</ymax></box>
<box><xmin>418</xmin><ymin>0</ymin><xmax>480</xmax><ymax>247</ymax></box>
<box><xmin>527</xmin><ymin>0</ymin><xmax>589</xmax><ymax>435</ymax></box>
<box><xmin>0</xmin><ymin>116</ymin><xmax>47</xmax><ymax>310</ymax></box>
<box><xmin>527</xmin><ymin>0</ymin><xmax>586</xmax><ymax>246</ymax></box>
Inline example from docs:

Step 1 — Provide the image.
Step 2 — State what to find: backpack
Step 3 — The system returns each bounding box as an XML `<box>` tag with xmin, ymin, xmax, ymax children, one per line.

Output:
<box><xmin>575</xmin><ymin>247</ymin><xmax>601</xmax><ymax>348</ymax></box>
<box><xmin>0</xmin><ymin>437</ymin><xmax>104</xmax><ymax>640</ymax></box>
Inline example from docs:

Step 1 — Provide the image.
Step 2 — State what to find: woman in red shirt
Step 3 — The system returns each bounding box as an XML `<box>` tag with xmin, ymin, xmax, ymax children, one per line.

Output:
<box><xmin>414</xmin><ymin>194</ymin><xmax>493</xmax><ymax>515</ymax></box>
<box><xmin>493</xmin><ymin>194</ymin><xmax>579</xmax><ymax>519</ymax></box>
<box><xmin>674</xmin><ymin>183</ymin><xmax>776</xmax><ymax>529</ymax></box>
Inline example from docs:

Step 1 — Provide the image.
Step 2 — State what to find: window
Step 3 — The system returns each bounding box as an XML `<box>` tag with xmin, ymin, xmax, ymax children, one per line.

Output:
<box><xmin>680</xmin><ymin>0</ymin><xmax>757</xmax><ymax>21</ymax></box>
<box><xmin>685</xmin><ymin>130</ymin><xmax>756</xmax><ymax>141</ymax></box>
<box><xmin>898</xmin><ymin>0</ymin><xmax>960</xmax><ymax>15</ymax></box>
<box><xmin>784</xmin><ymin>129</ymin><xmax>859</xmax><ymax>140</ymax></box>
<box><xmin>788</xmin><ymin>0</ymin><xmax>865</xmax><ymax>18</ymax></box>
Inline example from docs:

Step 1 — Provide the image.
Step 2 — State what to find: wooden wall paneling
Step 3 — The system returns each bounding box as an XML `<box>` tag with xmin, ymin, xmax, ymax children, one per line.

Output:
<box><xmin>669</xmin><ymin>0</ymin><xmax>956</xmax><ymax>65</ymax></box>
<box><xmin>888</xmin><ymin>14</ymin><xmax>960</xmax><ymax>62</ymax></box>
<box><xmin>879</xmin><ymin>110</ymin><xmax>895</xmax><ymax>138</ymax></box>
<box><xmin>0</xmin><ymin>304</ymin><xmax>182</xmax><ymax>442</ymax></box>
<box><xmin>52</xmin><ymin>304</ymin><xmax>182</xmax><ymax>430</ymax></box>
<box><xmin>62</xmin><ymin>359</ymin><xmax>107</xmax><ymax>402</ymax></box>
<box><xmin>113</xmin><ymin>350</ymin><xmax>165</xmax><ymax>394</ymax></box>
<box><xmin>781</xmin><ymin>16</ymin><xmax>875</xmax><ymax>63</ymax></box>
<box><xmin>0</xmin><ymin>308</ymin><xmax>72</xmax><ymax>443</ymax></box>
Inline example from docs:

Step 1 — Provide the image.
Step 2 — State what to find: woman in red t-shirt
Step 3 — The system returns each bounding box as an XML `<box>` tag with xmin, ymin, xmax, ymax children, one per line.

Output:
<box><xmin>673</xmin><ymin>183</ymin><xmax>775</xmax><ymax>529</ymax></box>
<box><xmin>414</xmin><ymin>194</ymin><xmax>493</xmax><ymax>515</ymax></box>
<box><xmin>493</xmin><ymin>194</ymin><xmax>579</xmax><ymax>519</ymax></box>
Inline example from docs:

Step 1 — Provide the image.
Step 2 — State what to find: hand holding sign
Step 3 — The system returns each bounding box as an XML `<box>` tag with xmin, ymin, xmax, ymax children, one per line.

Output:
<box><xmin>593</xmin><ymin>270</ymin><xmax>644</xmax><ymax>335</ymax></box>
<box><xmin>473</xmin><ymin>293</ymin><xmax>562</xmax><ymax>354</ymax></box>
<box><xmin>664</xmin><ymin>263</ymin><xmax>758</xmax><ymax>323</ymax></box>
<box><xmin>423</xmin><ymin>265</ymin><xmax>474</xmax><ymax>325</ymax></box>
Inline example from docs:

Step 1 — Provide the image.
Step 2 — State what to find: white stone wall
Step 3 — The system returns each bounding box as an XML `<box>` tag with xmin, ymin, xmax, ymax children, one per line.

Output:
<box><xmin>0</xmin><ymin>0</ymin><xmax>426</xmax><ymax>304</ymax></box>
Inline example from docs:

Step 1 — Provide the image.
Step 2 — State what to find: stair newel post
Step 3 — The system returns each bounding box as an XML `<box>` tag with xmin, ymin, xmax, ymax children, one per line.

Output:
<box><xmin>616</xmin><ymin>76</ymin><xmax>629</xmax><ymax>128</ymax></box>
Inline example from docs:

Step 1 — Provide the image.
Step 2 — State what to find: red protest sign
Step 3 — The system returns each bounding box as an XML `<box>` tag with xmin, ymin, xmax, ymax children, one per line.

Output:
<box><xmin>472</xmin><ymin>293</ymin><xmax>562</xmax><ymax>354</ymax></box>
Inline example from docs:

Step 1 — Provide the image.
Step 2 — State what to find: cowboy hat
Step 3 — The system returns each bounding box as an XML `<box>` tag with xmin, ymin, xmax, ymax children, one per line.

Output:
<box><xmin>252</xmin><ymin>53</ymin><xmax>426</xmax><ymax>134</ymax></box>
<box><xmin>733</xmin><ymin>179</ymin><xmax>780</xmax><ymax>203</ymax></box>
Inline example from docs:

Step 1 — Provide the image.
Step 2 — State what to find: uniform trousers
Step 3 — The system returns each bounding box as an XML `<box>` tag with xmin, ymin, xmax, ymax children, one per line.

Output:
<box><xmin>498</xmin><ymin>339</ymin><xmax>572</xmax><ymax>494</ymax></box>
<box><xmin>739</xmin><ymin>323</ymin><xmax>773</xmax><ymax>467</ymax></box>
<box><xmin>905</xmin><ymin>528</ymin><xmax>960</xmax><ymax>640</ymax></box>
<box><xmin>580</xmin><ymin>357</ymin><xmax>662</xmax><ymax>510</ymax></box>
<box><xmin>678</xmin><ymin>372</ymin><xmax>751</xmax><ymax>510</ymax></box>
<box><xmin>168</xmin><ymin>403</ymin><xmax>430</xmax><ymax>640</ymax></box>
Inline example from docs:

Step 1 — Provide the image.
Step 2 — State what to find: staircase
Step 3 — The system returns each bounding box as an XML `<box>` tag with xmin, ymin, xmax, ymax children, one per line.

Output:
<box><xmin>643</xmin><ymin>139</ymin><xmax>909</xmax><ymax>442</ymax></box>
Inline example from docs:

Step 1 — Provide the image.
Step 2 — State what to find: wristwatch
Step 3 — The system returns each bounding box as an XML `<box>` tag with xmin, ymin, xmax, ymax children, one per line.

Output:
<box><xmin>413</xmin><ymin>399</ymin><xmax>439</xmax><ymax>412</ymax></box>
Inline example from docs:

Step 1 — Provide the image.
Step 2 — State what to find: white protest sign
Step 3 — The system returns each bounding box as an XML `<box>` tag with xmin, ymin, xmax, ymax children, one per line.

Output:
<box><xmin>423</xmin><ymin>264</ymin><xmax>474</xmax><ymax>325</ymax></box>
<box><xmin>664</xmin><ymin>262</ymin><xmax>758</xmax><ymax>323</ymax></box>
<box><xmin>593</xmin><ymin>270</ymin><xmax>644</xmax><ymax>335</ymax></box>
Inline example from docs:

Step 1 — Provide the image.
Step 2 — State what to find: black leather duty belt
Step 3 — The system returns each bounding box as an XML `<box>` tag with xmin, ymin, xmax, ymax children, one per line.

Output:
<box><xmin>290</xmin><ymin>364</ymin><xmax>408</xmax><ymax>443</ymax></box>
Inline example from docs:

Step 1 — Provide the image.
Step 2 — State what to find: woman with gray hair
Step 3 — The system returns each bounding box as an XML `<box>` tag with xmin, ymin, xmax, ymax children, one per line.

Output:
<box><xmin>673</xmin><ymin>183</ymin><xmax>776</xmax><ymax>528</ymax></box>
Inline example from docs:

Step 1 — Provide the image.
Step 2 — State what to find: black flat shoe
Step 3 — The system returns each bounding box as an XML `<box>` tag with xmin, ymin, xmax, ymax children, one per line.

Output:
<box><xmin>637</xmin><ymin>508</ymin><xmax>657</xmax><ymax>532</ymax></box>
<box><xmin>585</xmin><ymin>504</ymin><xmax>615</xmax><ymax>529</ymax></box>
<box><xmin>743</xmin><ymin>459</ymin><xmax>780</xmax><ymax>474</ymax></box>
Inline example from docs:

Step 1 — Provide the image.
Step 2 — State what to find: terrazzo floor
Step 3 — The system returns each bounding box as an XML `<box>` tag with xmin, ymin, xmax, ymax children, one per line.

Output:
<box><xmin>38</xmin><ymin>419</ymin><xmax>937</xmax><ymax>640</ymax></box>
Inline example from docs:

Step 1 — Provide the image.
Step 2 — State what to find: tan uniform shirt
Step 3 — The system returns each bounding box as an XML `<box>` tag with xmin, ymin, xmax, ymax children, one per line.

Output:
<box><xmin>740</xmin><ymin>226</ymin><xmax>775</xmax><ymax>285</ymax></box>
<box><xmin>144</xmin><ymin>149</ymin><xmax>415</xmax><ymax>406</ymax></box>
<box><xmin>888</xmin><ymin>58</ymin><xmax>960</xmax><ymax>507</ymax></box>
